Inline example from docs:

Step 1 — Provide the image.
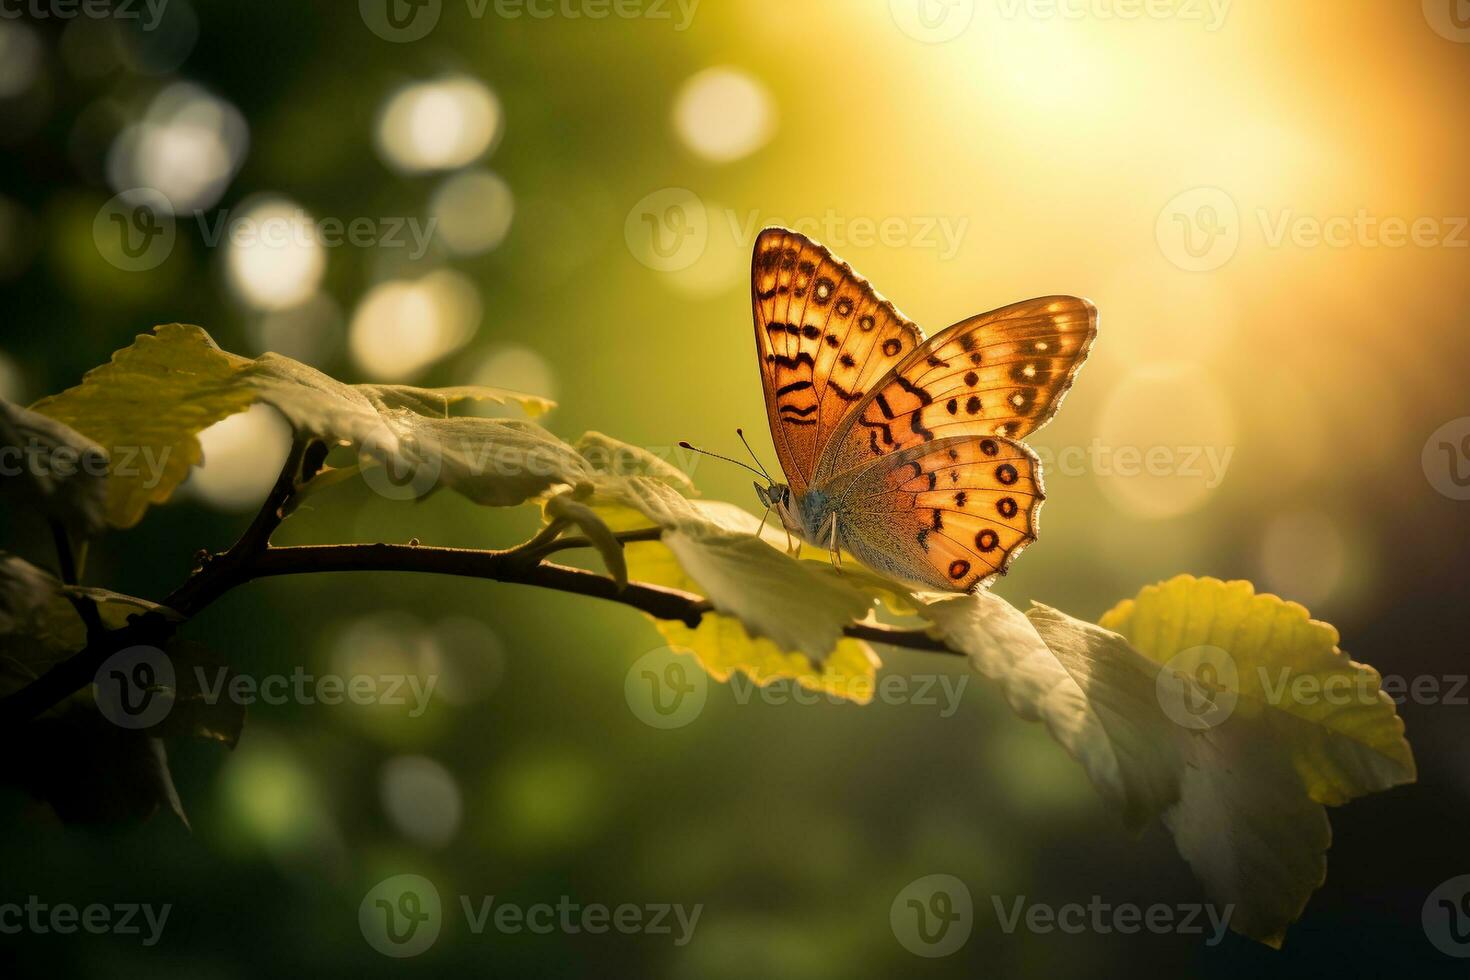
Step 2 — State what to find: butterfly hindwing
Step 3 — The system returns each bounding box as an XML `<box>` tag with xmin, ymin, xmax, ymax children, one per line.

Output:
<box><xmin>753</xmin><ymin>227</ymin><xmax>923</xmax><ymax>492</ymax></box>
<box><xmin>829</xmin><ymin>434</ymin><xmax>1044</xmax><ymax>592</ymax></box>
<box><xmin>815</xmin><ymin>296</ymin><xmax>1097</xmax><ymax>481</ymax></box>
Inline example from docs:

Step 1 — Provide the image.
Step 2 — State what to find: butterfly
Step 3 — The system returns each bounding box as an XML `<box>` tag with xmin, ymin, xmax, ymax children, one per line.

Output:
<box><xmin>748</xmin><ymin>227</ymin><xmax>1097</xmax><ymax>592</ymax></box>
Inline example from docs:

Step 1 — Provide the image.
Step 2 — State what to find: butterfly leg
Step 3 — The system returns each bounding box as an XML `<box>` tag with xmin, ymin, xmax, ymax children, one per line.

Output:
<box><xmin>828</xmin><ymin>517</ymin><xmax>843</xmax><ymax>573</ymax></box>
<box><xmin>756</xmin><ymin>505</ymin><xmax>772</xmax><ymax>538</ymax></box>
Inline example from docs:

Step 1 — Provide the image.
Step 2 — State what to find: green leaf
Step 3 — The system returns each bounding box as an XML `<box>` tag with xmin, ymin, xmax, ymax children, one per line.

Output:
<box><xmin>0</xmin><ymin>553</ymin><xmax>59</xmax><ymax>634</ymax></box>
<box><xmin>1098</xmin><ymin>574</ymin><xmax>1415</xmax><ymax>805</ymax></box>
<box><xmin>574</xmin><ymin>431</ymin><xmax>695</xmax><ymax>494</ymax></box>
<box><xmin>0</xmin><ymin>398</ymin><xmax>111</xmax><ymax>537</ymax></box>
<box><xmin>241</xmin><ymin>352</ymin><xmax>551</xmax><ymax>447</ymax></box>
<box><xmin>919</xmin><ymin>590</ymin><xmax>1156</xmax><ymax>818</ymax></box>
<box><xmin>0</xmin><ymin>583</ymin><xmax>243</xmax><ymax>749</ymax></box>
<box><xmin>545</xmin><ymin>490</ymin><xmax>628</xmax><ymax>590</ymax></box>
<box><xmin>595</xmin><ymin>479</ymin><xmax>874</xmax><ymax>663</ymax></box>
<box><xmin>988</xmin><ymin>576</ymin><xmax>1416</xmax><ymax>948</ymax></box>
<box><xmin>358</xmin><ymin>383</ymin><xmax>554</xmax><ymax>419</ymax></box>
<box><xmin>0</xmin><ymin>583</ymin><xmax>238</xmax><ymax>825</ymax></box>
<box><xmin>28</xmin><ymin>324</ymin><xmax>257</xmax><ymax>529</ymax></box>
<box><xmin>594</xmin><ymin>495</ymin><xmax>880</xmax><ymax>701</ymax></box>
<box><xmin>2</xmin><ymin>702</ymin><xmax>189</xmax><ymax>827</ymax></box>
<box><xmin>29</xmin><ymin>324</ymin><xmax>557</xmax><ymax>528</ymax></box>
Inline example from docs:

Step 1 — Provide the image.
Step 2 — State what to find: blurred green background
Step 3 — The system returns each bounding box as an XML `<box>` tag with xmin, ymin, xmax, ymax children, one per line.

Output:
<box><xmin>1</xmin><ymin>1</ymin><xmax>1468</xmax><ymax>976</ymax></box>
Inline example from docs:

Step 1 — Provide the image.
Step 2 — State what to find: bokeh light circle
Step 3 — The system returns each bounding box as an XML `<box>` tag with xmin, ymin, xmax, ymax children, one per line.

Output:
<box><xmin>224</xmin><ymin>196</ymin><xmax>327</xmax><ymax>312</ymax></box>
<box><xmin>672</xmin><ymin>67</ymin><xmax>775</xmax><ymax>163</ymax></box>
<box><xmin>430</xmin><ymin>169</ymin><xmax>514</xmax><ymax>256</ymax></box>
<box><xmin>376</xmin><ymin>76</ymin><xmax>502</xmax><ymax>174</ymax></box>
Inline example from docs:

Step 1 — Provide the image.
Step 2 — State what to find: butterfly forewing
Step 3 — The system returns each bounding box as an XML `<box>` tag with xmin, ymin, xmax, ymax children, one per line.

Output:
<box><xmin>753</xmin><ymin>227</ymin><xmax>923</xmax><ymax>491</ymax></box>
<box><xmin>830</xmin><ymin>435</ymin><xmax>1044</xmax><ymax>592</ymax></box>
<box><xmin>815</xmin><ymin>296</ymin><xmax>1097</xmax><ymax>482</ymax></box>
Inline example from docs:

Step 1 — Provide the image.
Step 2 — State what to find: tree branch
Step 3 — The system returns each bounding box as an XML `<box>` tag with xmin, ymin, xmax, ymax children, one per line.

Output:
<box><xmin>243</xmin><ymin>543</ymin><xmax>955</xmax><ymax>652</ymax></box>
<box><xmin>0</xmin><ymin>439</ymin><xmax>314</xmax><ymax>731</ymax></box>
<box><xmin>1</xmin><ymin>500</ymin><xmax>960</xmax><ymax>730</ymax></box>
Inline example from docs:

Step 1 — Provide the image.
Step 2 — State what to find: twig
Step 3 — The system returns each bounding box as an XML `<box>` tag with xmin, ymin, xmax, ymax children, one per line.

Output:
<box><xmin>527</xmin><ymin>526</ymin><xmax>665</xmax><ymax>561</ymax></box>
<box><xmin>163</xmin><ymin>437</ymin><xmax>310</xmax><ymax>617</ymax></box>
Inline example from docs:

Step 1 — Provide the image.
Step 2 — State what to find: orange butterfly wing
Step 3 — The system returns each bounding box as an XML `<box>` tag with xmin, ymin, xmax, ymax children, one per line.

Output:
<box><xmin>752</xmin><ymin>228</ymin><xmax>923</xmax><ymax>492</ymax></box>
<box><xmin>826</xmin><ymin>434</ymin><xmax>1044</xmax><ymax>592</ymax></box>
<box><xmin>815</xmin><ymin>296</ymin><xmax>1097</xmax><ymax>482</ymax></box>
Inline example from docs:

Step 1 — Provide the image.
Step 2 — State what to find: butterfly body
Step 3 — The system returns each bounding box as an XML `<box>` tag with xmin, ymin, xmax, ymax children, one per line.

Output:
<box><xmin>750</xmin><ymin>228</ymin><xmax>1097</xmax><ymax>593</ymax></box>
<box><xmin>754</xmin><ymin>481</ymin><xmax>827</xmax><ymax>547</ymax></box>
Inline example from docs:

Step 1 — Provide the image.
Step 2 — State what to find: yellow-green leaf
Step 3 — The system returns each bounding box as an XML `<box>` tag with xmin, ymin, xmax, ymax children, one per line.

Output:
<box><xmin>574</xmin><ymin>431</ymin><xmax>695</xmax><ymax>494</ymax></box>
<box><xmin>1099</xmin><ymin>574</ymin><xmax>1415</xmax><ymax>805</ymax></box>
<box><xmin>30</xmin><ymin>324</ymin><xmax>257</xmax><ymax>528</ymax></box>
<box><xmin>597</xmin><ymin>502</ymin><xmax>879</xmax><ymax>702</ymax></box>
<box><xmin>1014</xmin><ymin>577</ymin><xmax>1416</xmax><ymax>948</ymax></box>
<box><xmin>30</xmin><ymin>324</ymin><xmax>559</xmax><ymax>527</ymax></box>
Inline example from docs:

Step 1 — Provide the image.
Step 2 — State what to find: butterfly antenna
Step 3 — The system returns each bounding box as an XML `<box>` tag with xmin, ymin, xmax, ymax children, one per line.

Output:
<box><xmin>735</xmin><ymin>428</ymin><xmax>775</xmax><ymax>482</ymax></box>
<box><xmin>678</xmin><ymin>441</ymin><xmax>768</xmax><ymax>481</ymax></box>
